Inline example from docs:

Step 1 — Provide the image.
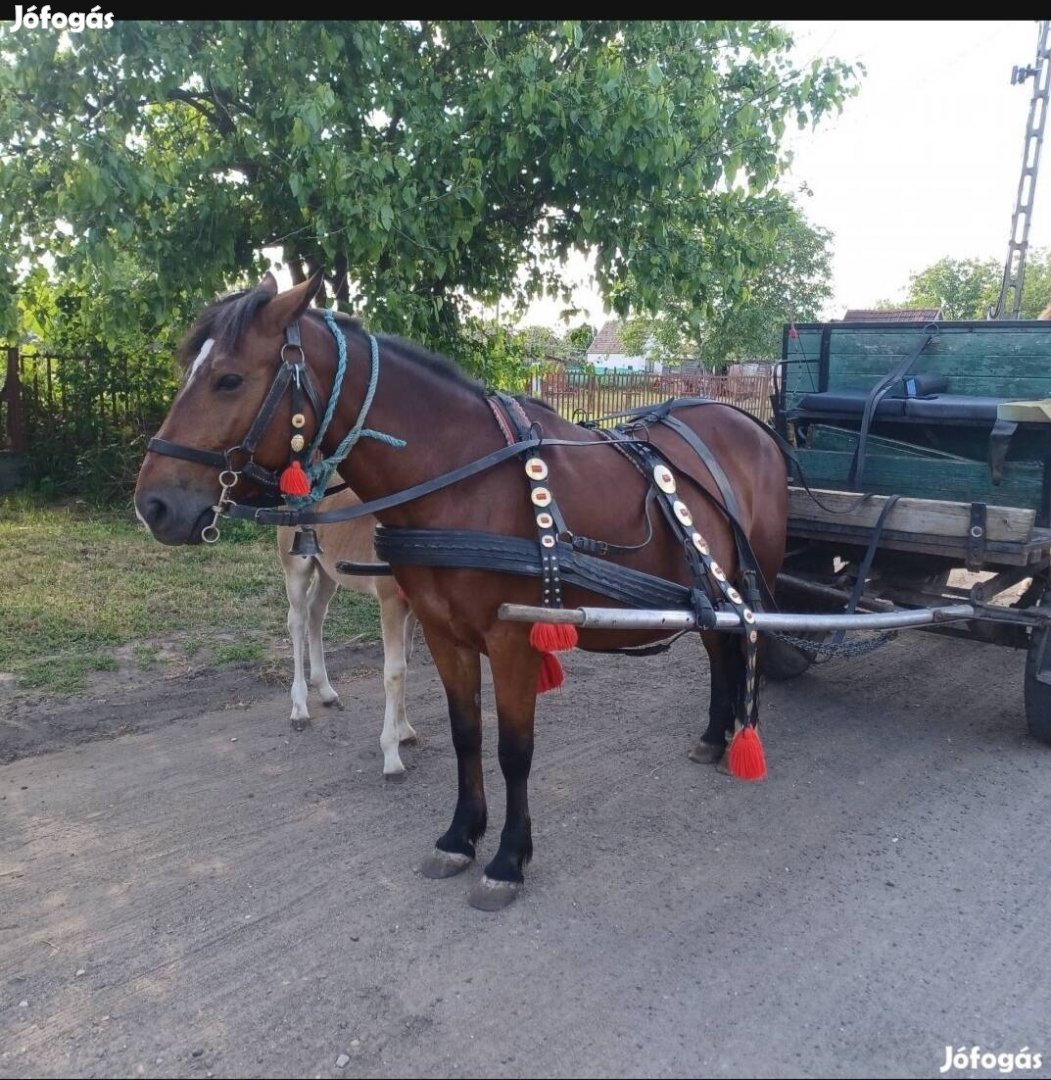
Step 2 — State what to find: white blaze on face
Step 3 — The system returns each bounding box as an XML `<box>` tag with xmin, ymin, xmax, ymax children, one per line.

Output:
<box><xmin>187</xmin><ymin>338</ymin><xmax>215</xmax><ymax>384</ymax></box>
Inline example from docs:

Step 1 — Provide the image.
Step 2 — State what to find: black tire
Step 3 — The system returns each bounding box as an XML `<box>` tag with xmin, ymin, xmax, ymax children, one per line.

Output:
<box><xmin>1025</xmin><ymin>591</ymin><xmax>1051</xmax><ymax>746</ymax></box>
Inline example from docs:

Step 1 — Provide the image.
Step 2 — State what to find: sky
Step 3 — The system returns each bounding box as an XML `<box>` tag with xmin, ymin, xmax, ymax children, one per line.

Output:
<box><xmin>519</xmin><ymin>20</ymin><xmax>1051</xmax><ymax>328</ymax></box>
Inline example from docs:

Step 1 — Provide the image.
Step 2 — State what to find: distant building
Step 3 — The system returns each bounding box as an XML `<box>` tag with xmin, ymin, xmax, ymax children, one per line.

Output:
<box><xmin>586</xmin><ymin>320</ymin><xmax>663</xmax><ymax>374</ymax></box>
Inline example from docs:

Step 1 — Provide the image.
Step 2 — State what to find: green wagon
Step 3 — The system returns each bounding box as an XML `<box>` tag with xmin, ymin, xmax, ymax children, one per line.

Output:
<box><xmin>775</xmin><ymin>316</ymin><xmax>1051</xmax><ymax>743</ymax></box>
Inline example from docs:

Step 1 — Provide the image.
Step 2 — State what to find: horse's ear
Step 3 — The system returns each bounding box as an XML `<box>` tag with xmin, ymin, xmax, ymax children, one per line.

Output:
<box><xmin>259</xmin><ymin>271</ymin><xmax>280</xmax><ymax>296</ymax></box>
<box><xmin>259</xmin><ymin>269</ymin><xmax>325</xmax><ymax>335</ymax></box>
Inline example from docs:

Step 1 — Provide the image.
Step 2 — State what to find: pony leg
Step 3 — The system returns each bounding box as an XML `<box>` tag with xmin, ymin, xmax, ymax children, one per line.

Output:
<box><xmin>419</xmin><ymin>629</ymin><xmax>486</xmax><ymax>880</ymax></box>
<box><xmin>398</xmin><ymin>608</ymin><xmax>419</xmax><ymax>743</ymax></box>
<box><xmin>377</xmin><ymin>589</ymin><xmax>412</xmax><ymax>778</ymax></box>
<box><xmin>468</xmin><ymin>636</ymin><xmax>541</xmax><ymax>911</ymax></box>
<box><xmin>284</xmin><ymin>555</ymin><xmax>315</xmax><ymax>731</ymax></box>
<box><xmin>688</xmin><ymin>631</ymin><xmax>743</xmax><ymax>765</ymax></box>
<box><xmin>307</xmin><ymin>568</ymin><xmax>343</xmax><ymax>709</ymax></box>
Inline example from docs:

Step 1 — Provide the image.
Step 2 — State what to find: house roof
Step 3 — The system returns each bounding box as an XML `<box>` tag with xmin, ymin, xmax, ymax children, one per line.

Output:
<box><xmin>840</xmin><ymin>308</ymin><xmax>942</xmax><ymax>323</ymax></box>
<box><xmin>587</xmin><ymin>319</ymin><xmax>628</xmax><ymax>355</ymax></box>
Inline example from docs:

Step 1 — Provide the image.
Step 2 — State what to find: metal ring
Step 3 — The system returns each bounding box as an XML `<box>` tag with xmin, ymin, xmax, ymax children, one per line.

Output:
<box><xmin>280</xmin><ymin>343</ymin><xmax>305</xmax><ymax>364</ymax></box>
<box><xmin>218</xmin><ymin>469</ymin><xmax>240</xmax><ymax>489</ymax></box>
<box><xmin>201</xmin><ymin>524</ymin><xmax>220</xmax><ymax>544</ymax></box>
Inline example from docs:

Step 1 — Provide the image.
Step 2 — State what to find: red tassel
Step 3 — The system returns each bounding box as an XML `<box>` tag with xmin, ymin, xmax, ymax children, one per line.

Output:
<box><xmin>536</xmin><ymin>651</ymin><xmax>564</xmax><ymax>694</ymax></box>
<box><xmin>530</xmin><ymin>621</ymin><xmax>578</xmax><ymax>652</ymax></box>
<box><xmin>279</xmin><ymin>460</ymin><xmax>312</xmax><ymax>496</ymax></box>
<box><xmin>728</xmin><ymin>725</ymin><xmax>767</xmax><ymax>781</ymax></box>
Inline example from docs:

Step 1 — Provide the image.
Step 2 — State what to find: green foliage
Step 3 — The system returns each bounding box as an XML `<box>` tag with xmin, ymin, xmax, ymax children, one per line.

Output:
<box><xmin>883</xmin><ymin>250</ymin><xmax>1051</xmax><ymax>320</ymax></box>
<box><xmin>0</xmin><ymin>20</ymin><xmax>859</xmax><ymax>344</ymax></box>
<box><xmin>619</xmin><ymin>193</ymin><xmax>834</xmax><ymax>368</ymax></box>
<box><xmin>12</xmin><ymin>257</ymin><xmax>210</xmax><ymax>501</ymax></box>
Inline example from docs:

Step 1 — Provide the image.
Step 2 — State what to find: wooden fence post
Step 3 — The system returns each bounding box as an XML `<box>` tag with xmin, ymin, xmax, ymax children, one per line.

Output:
<box><xmin>2</xmin><ymin>347</ymin><xmax>27</xmax><ymax>453</ymax></box>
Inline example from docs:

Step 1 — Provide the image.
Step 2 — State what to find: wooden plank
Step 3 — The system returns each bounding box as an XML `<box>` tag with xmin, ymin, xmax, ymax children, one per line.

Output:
<box><xmin>785</xmin><ymin>520</ymin><xmax>1050</xmax><ymax>568</ymax></box>
<box><xmin>787</xmin><ymin>487</ymin><xmax>1035</xmax><ymax>543</ymax></box>
<box><xmin>791</xmin><ymin>448</ymin><xmax>1046</xmax><ymax>511</ymax></box>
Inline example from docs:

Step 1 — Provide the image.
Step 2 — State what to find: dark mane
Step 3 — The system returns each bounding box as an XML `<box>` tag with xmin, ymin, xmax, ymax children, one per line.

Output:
<box><xmin>177</xmin><ymin>286</ymin><xmax>273</xmax><ymax>368</ymax></box>
<box><xmin>180</xmin><ymin>287</ymin><xmax>486</xmax><ymax>401</ymax></box>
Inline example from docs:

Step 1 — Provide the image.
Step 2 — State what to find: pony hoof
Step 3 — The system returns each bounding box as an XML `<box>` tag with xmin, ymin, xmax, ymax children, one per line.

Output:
<box><xmin>321</xmin><ymin>696</ymin><xmax>345</xmax><ymax>711</ymax></box>
<box><xmin>687</xmin><ymin>741</ymin><xmax>724</xmax><ymax>764</ymax></box>
<box><xmin>383</xmin><ymin>767</ymin><xmax>408</xmax><ymax>783</ymax></box>
<box><xmin>290</xmin><ymin>716</ymin><xmax>311</xmax><ymax>732</ymax></box>
<box><xmin>399</xmin><ymin>731</ymin><xmax>419</xmax><ymax>747</ymax></box>
<box><xmin>420</xmin><ymin>848</ymin><xmax>473</xmax><ymax>879</ymax></box>
<box><xmin>468</xmin><ymin>876</ymin><xmax>522</xmax><ymax>912</ymax></box>
<box><xmin>715</xmin><ymin>754</ymin><xmax>732</xmax><ymax>776</ymax></box>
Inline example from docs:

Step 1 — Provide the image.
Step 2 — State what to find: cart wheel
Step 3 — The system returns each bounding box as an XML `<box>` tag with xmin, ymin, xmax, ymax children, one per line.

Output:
<box><xmin>1025</xmin><ymin>593</ymin><xmax>1051</xmax><ymax>746</ymax></box>
<box><xmin>762</xmin><ymin>632</ymin><xmax>823</xmax><ymax>682</ymax></box>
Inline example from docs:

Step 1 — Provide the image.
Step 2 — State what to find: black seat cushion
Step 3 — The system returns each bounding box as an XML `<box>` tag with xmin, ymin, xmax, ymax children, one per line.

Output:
<box><xmin>902</xmin><ymin>395</ymin><xmax>1007</xmax><ymax>422</ymax></box>
<box><xmin>794</xmin><ymin>390</ymin><xmax>906</xmax><ymax>417</ymax></box>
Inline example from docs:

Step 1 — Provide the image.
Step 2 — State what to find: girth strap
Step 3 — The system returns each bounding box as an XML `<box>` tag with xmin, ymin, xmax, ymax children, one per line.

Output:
<box><xmin>373</xmin><ymin>527</ymin><xmax>695</xmax><ymax>611</ymax></box>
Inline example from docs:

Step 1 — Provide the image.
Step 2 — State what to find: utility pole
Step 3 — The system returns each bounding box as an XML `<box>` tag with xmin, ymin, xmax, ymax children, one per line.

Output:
<box><xmin>992</xmin><ymin>20</ymin><xmax>1051</xmax><ymax>320</ymax></box>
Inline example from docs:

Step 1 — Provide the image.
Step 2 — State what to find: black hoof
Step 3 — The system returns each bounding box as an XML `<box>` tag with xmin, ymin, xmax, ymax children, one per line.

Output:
<box><xmin>468</xmin><ymin>875</ymin><xmax>522</xmax><ymax>911</ymax></box>
<box><xmin>383</xmin><ymin>768</ymin><xmax>408</xmax><ymax>783</ymax></box>
<box><xmin>321</xmin><ymin>697</ymin><xmax>345</xmax><ymax>711</ymax></box>
<box><xmin>399</xmin><ymin>732</ymin><xmax>419</xmax><ymax>747</ymax></box>
<box><xmin>291</xmin><ymin>716</ymin><xmax>311</xmax><ymax>733</ymax></box>
<box><xmin>687</xmin><ymin>741</ymin><xmax>724</xmax><ymax>764</ymax></box>
<box><xmin>420</xmin><ymin>848</ymin><xmax>473</xmax><ymax>879</ymax></box>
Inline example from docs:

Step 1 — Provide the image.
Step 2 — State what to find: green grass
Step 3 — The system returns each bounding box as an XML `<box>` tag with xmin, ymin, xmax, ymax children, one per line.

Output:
<box><xmin>0</xmin><ymin>493</ymin><xmax>381</xmax><ymax>694</ymax></box>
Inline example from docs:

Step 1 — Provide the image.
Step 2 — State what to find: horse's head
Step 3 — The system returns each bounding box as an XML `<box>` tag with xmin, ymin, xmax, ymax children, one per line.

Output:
<box><xmin>134</xmin><ymin>270</ymin><xmax>326</xmax><ymax>544</ymax></box>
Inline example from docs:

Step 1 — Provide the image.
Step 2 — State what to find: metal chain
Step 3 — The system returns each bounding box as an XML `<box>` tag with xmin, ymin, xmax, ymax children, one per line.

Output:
<box><xmin>773</xmin><ymin>629</ymin><xmax>899</xmax><ymax>662</ymax></box>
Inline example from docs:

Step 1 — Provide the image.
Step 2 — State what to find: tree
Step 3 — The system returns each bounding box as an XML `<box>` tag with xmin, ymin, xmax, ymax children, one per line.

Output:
<box><xmin>886</xmin><ymin>257</ymin><xmax>1000</xmax><ymax>320</ymax></box>
<box><xmin>886</xmin><ymin>251</ymin><xmax>1051</xmax><ymax>320</ymax></box>
<box><xmin>0</xmin><ymin>20</ymin><xmax>859</xmax><ymax>359</ymax></box>
<box><xmin>619</xmin><ymin>193</ymin><xmax>834</xmax><ymax>368</ymax></box>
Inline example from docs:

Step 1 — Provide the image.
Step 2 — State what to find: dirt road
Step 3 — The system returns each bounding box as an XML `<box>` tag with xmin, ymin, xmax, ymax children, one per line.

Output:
<box><xmin>3</xmin><ymin>630</ymin><xmax>1050</xmax><ymax>1079</ymax></box>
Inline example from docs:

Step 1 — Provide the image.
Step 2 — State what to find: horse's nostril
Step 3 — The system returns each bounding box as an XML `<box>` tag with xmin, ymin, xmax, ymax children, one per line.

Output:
<box><xmin>141</xmin><ymin>496</ymin><xmax>168</xmax><ymax>530</ymax></box>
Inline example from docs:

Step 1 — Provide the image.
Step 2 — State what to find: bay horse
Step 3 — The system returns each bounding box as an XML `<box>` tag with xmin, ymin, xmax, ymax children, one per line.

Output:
<box><xmin>134</xmin><ymin>272</ymin><xmax>788</xmax><ymax>910</ymax></box>
<box><xmin>276</xmin><ymin>484</ymin><xmax>418</xmax><ymax>777</ymax></box>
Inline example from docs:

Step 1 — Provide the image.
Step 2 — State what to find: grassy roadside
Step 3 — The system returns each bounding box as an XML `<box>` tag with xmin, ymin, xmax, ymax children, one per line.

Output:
<box><xmin>0</xmin><ymin>494</ymin><xmax>381</xmax><ymax>694</ymax></box>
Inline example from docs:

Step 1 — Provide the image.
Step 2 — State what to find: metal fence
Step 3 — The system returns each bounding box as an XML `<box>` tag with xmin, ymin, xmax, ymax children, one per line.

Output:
<box><xmin>531</xmin><ymin>368</ymin><xmax>775</xmax><ymax>426</ymax></box>
<box><xmin>0</xmin><ymin>347</ymin><xmax>177</xmax><ymax>456</ymax></box>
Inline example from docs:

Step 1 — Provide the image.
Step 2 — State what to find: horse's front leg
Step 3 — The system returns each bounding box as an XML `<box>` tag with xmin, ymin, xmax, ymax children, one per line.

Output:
<box><xmin>307</xmin><ymin>567</ymin><xmax>343</xmax><ymax>709</ymax></box>
<box><xmin>468</xmin><ymin>635</ymin><xmax>541</xmax><ymax>911</ymax></box>
<box><xmin>688</xmin><ymin>631</ymin><xmax>742</xmax><ymax>766</ymax></box>
<box><xmin>419</xmin><ymin>629</ymin><xmax>486</xmax><ymax>880</ymax></box>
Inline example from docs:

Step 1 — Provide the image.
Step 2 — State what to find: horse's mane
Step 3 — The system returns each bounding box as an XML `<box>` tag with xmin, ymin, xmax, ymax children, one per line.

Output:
<box><xmin>178</xmin><ymin>286</ymin><xmax>562</xmax><ymax>412</ymax></box>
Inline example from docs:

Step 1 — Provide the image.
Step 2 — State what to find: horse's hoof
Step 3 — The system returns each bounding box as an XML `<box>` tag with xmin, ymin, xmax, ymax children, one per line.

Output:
<box><xmin>715</xmin><ymin>754</ymin><xmax>732</xmax><ymax>776</ymax></box>
<box><xmin>687</xmin><ymin>741</ymin><xmax>723</xmax><ymax>764</ymax></box>
<box><xmin>290</xmin><ymin>716</ymin><xmax>311</xmax><ymax>732</ymax></box>
<box><xmin>468</xmin><ymin>875</ymin><xmax>522</xmax><ymax>912</ymax></box>
<box><xmin>321</xmin><ymin>696</ymin><xmax>345</xmax><ymax>711</ymax></box>
<box><xmin>383</xmin><ymin>767</ymin><xmax>408</xmax><ymax>783</ymax></box>
<box><xmin>399</xmin><ymin>730</ymin><xmax>419</xmax><ymax>746</ymax></box>
<box><xmin>420</xmin><ymin>848</ymin><xmax>473</xmax><ymax>879</ymax></box>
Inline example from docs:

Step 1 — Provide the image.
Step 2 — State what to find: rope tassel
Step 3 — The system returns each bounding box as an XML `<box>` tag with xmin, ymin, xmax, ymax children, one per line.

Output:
<box><xmin>530</xmin><ymin>622</ymin><xmax>578</xmax><ymax>652</ymax></box>
<box><xmin>279</xmin><ymin>460</ymin><xmax>312</xmax><ymax>496</ymax></box>
<box><xmin>536</xmin><ymin>651</ymin><xmax>565</xmax><ymax>694</ymax></box>
<box><xmin>728</xmin><ymin>725</ymin><xmax>767</xmax><ymax>782</ymax></box>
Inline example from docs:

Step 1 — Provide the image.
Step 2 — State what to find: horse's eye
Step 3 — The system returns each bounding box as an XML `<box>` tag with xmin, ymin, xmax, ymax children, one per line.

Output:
<box><xmin>215</xmin><ymin>374</ymin><xmax>243</xmax><ymax>391</ymax></box>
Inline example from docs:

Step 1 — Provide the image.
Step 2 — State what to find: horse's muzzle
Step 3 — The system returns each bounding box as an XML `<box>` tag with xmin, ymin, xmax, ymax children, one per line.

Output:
<box><xmin>134</xmin><ymin>487</ymin><xmax>215</xmax><ymax>546</ymax></box>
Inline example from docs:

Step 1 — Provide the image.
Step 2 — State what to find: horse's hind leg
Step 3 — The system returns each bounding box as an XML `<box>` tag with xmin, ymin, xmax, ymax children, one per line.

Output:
<box><xmin>688</xmin><ymin>631</ymin><xmax>744</xmax><ymax>765</ymax></box>
<box><xmin>377</xmin><ymin>587</ymin><xmax>413</xmax><ymax>778</ymax></box>
<box><xmin>468</xmin><ymin>634</ymin><xmax>541</xmax><ymax>911</ymax></box>
<box><xmin>420</xmin><ymin>630</ymin><xmax>486</xmax><ymax>880</ymax></box>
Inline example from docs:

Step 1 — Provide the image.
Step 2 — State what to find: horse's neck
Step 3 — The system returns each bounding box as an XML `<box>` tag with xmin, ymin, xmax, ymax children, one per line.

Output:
<box><xmin>329</xmin><ymin>349</ymin><xmax>497</xmax><ymax>507</ymax></box>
